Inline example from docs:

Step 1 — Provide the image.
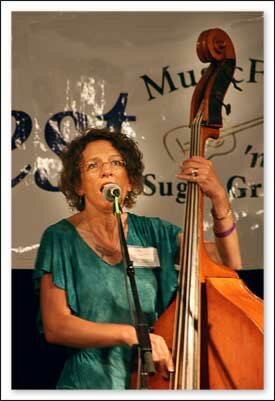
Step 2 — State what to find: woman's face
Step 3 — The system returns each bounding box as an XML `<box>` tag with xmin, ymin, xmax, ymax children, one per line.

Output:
<box><xmin>78</xmin><ymin>140</ymin><xmax>132</xmax><ymax>212</ymax></box>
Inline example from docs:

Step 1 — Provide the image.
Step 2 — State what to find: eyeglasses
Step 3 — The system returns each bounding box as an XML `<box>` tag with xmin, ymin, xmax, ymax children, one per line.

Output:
<box><xmin>81</xmin><ymin>158</ymin><xmax>127</xmax><ymax>174</ymax></box>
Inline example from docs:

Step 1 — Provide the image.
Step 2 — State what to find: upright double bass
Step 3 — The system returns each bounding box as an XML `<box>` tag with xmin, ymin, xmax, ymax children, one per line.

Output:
<box><xmin>146</xmin><ymin>28</ymin><xmax>264</xmax><ymax>390</ymax></box>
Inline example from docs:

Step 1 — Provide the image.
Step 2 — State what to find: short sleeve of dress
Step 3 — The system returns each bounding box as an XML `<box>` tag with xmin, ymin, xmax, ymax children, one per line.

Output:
<box><xmin>148</xmin><ymin>217</ymin><xmax>182</xmax><ymax>314</ymax></box>
<box><xmin>33</xmin><ymin>223</ymin><xmax>79</xmax><ymax>316</ymax></box>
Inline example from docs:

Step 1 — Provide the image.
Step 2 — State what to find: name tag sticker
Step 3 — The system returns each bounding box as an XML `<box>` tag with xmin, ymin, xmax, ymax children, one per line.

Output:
<box><xmin>127</xmin><ymin>246</ymin><xmax>160</xmax><ymax>268</ymax></box>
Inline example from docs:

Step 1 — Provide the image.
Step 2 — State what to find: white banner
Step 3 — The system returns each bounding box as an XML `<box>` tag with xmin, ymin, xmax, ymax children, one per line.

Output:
<box><xmin>12</xmin><ymin>11</ymin><xmax>263</xmax><ymax>269</ymax></box>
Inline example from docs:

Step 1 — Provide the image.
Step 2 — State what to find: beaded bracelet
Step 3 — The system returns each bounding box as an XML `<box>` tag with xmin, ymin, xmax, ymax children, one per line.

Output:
<box><xmin>214</xmin><ymin>222</ymin><xmax>236</xmax><ymax>238</ymax></box>
<box><xmin>211</xmin><ymin>206</ymin><xmax>232</xmax><ymax>220</ymax></box>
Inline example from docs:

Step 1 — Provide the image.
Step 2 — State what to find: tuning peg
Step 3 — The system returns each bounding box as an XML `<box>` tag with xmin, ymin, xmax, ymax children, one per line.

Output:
<box><xmin>231</xmin><ymin>78</ymin><xmax>243</xmax><ymax>92</ymax></box>
<box><xmin>215</xmin><ymin>93</ymin><xmax>231</xmax><ymax>115</ymax></box>
<box><xmin>222</xmin><ymin>102</ymin><xmax>231</xmax><ymax>115</ymax></box>
<box><xmin>221</xmin><ymin>69</ymin><xmax>243</xmax><ymax>92</ymax></box>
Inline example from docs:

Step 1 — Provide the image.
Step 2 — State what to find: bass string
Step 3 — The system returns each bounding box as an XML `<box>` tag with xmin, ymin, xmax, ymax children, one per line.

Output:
<box><xmin>173</xmin><ymin>107</ymin><xmax>203</xmax><ymax>388</ymax></box>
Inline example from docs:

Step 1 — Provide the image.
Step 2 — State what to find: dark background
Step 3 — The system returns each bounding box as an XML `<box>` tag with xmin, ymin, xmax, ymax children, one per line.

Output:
<box><xmin>12</xmin><ymin>268</ymin><xmax>264</xmax><ymax>389</ymax></box>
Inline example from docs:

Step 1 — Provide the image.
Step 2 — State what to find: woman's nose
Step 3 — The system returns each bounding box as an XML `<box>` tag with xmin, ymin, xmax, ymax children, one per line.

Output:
<box><xmin>100</xmin><ymin>162</ymin><xmax>113</xmax><ymax>176</ymax></box>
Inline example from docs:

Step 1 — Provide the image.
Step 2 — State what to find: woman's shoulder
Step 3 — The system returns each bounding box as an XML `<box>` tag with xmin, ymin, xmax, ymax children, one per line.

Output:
<box><xmin>41</xmin><ymin>216</ymin><xmax>77</xmax><ymax>239</ymax></box>
<box><xmin>128</xmin><ymin>212</ymin><xmax>159</xmax><ymax>227</ymax></box>
<box><xmin>129</xmin><ymin>212</ymin><xmax>180</xmax><ymax>229</ymax></box>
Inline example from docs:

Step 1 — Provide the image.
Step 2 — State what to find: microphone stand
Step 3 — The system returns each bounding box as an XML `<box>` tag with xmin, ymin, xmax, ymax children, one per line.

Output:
<box><xmin>113</xmin><ymin>195</ymin><xmax>155</xmax><ymax>388</ymax></box>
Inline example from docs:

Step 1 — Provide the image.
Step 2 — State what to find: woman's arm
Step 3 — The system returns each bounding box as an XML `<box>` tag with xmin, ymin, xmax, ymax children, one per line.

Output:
<box><xmin>176</xmin><ymin>156</ymin><xmax>242</xmax><ymax>270</ymax></box>
<box><xmin>40</xmin><ymin>273</ymin><xmax>174</xmax><ymax>376</ymax></box>
<box><xmin>40</xmin><ymin>273</ymin><xmax>137</xmax><ymax>348</ymax></box>
<box><xmin>209</xmin><ymin>190</ymin><xmax>242</xmax><ymax>269</ymax></box>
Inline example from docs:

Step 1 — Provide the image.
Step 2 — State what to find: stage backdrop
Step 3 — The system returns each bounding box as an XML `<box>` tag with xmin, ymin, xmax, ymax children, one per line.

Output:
<box><xmin>12</xmin><ymin>11</ymin><xmax>263</xmax><ymax>269</ymax></box>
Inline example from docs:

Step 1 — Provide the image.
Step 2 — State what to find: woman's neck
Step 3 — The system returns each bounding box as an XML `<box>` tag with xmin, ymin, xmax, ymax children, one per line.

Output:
<box><xmin>80</xmin><ymin>205</ymin><xmax>128</xmax><ymax>241</ymax></box>
<box><xmin>84</xmin><ymin>208</ymin><xmax>117</xmax><ymax>231</ymax></box>
<box><xmin>76</xmin><ymin>208</ymin><xmax>128</xmax><ymax>264</ymax></box>
<box><xmin>67</xmin><ymin>207</ymin><xmax>128</xmax><ymax>264</ymax></box>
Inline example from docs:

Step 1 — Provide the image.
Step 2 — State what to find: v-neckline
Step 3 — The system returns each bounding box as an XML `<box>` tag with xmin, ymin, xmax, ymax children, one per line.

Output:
<box><xmin>63</xmin><ymin>213</ymin><xmax>132</xmax><ymax>267</ymax></box>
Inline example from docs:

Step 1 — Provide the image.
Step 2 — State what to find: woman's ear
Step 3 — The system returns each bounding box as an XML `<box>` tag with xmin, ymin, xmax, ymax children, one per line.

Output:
<box><xmin>76</xmin><ymin>179</ymin><xmax>84</xmax><ymax>196</ymax></box>
<box><xmin>75</xmin><ymin>186</ymin><xmax>84</xmax><ymax>197</ymax></box>
<box><xmin>78</xmin><ymin>195</ymin><xmax>85</xmax><ymax>211</ymax></box>
<box><xmin>127</xmin><ymin>178</ymin><xmax>133</xmax><ymax>193</ymax></box>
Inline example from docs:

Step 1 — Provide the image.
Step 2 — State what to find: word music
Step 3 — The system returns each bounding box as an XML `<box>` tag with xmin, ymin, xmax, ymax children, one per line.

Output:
<box><xmin>140</xmin><ymin>58</ymin><xmax>263</xmax><ymax>100</ymax></box>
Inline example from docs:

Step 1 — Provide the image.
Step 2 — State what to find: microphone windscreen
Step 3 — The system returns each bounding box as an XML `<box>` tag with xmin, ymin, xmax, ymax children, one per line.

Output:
<box><xmin>102</xmin><ymin>184</ymin><xmax>121</xmax><ymax>202</ymax></box>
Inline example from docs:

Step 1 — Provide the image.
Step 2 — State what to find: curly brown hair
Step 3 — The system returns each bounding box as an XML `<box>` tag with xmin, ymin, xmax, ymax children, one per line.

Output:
<box><xmin>59</xmin><ymin>128</ymin><xmax>145</xmax><ymax>210</ymax></box>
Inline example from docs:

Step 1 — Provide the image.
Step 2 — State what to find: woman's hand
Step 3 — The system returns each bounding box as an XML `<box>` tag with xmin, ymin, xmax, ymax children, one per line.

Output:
<box><xmin>176</xmin><ymin>156</ymin><xmax>242</xmax><ymax>269</ymax></box>
<box><xmin>126</xmin><ymin>327</ymin><xmax>174</xmax><ymax>379</ymax></box>
<box><xmin>149</xmin><ymin>333</ymin><xmax>174</xmax><ymax>379</ymax></box>
<box><xmin>176</xmin><ymin>155</ymin><xmax>227</xmax><ymax>203</ymax></box>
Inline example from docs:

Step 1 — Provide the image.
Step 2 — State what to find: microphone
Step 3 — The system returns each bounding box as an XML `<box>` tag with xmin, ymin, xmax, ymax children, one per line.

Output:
<box><xmin>102</xmin><ymin>183</ymin><xmax>121</xmax><ymax>202</ymax></box>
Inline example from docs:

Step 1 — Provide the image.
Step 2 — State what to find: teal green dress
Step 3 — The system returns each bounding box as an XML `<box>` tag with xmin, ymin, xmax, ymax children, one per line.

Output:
<box><xmin>33</xmin><ymin>212</ymin><xmax>181</xmax><ymax>389</ymax></box>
